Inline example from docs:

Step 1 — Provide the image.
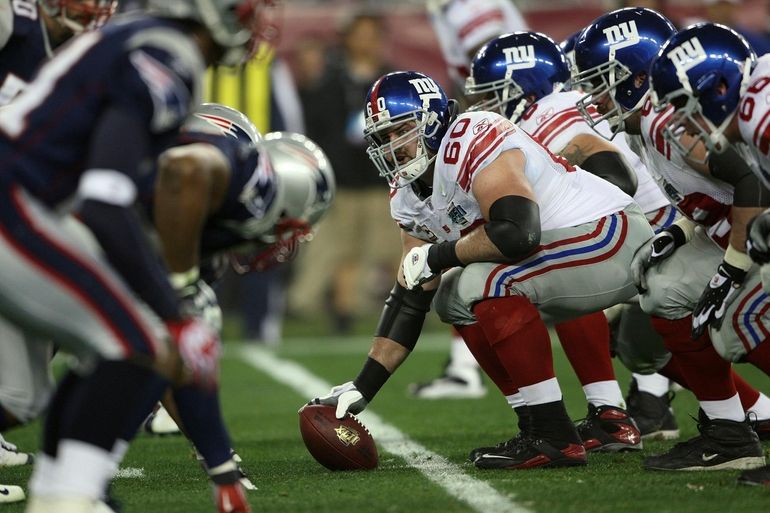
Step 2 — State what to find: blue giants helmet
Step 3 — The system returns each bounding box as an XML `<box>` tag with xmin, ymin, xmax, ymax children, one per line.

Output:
<box><xmin>573</xmin><ymin>7</ymin><xmax>676</xmax><ymax>138</ymax></box>
<box><xmin>363</xmin><ymin>71</ymin><xmax>454</xmax><ymax>188</ymax></box>
<box><xmin>465</xmin><ymin>31</ymin><xmax>570</xmax><ymax>123</ymax></box>
<box><xmin>649</xmin><ymin>23</ymin><xmax>756</xmax><ymax>160</ymax></box>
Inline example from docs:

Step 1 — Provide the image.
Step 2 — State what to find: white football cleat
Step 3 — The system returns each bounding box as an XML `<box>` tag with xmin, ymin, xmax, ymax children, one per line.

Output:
<box><xmin>0</xmin><ymin>435</ymin><xmax>32</xmax><ymax>466</ymax></box>
<box><xmin>25</xmin><ymin>496</ymin><xmax>97</xmax><ymax>513</ymax></box>
<box><xmin>143</xmin><ymin>404</ymin><xmax>181</xmax><ymax>436</ymax></box>
<box><xmin>408</xmin><ymin>367</ymin><xmax>487</xmax><ymax>399</ymax></box>
<box><xmin>0</xmin><ymin>484</ymin><xmax>24</xmax><ymax>503</ymax></box>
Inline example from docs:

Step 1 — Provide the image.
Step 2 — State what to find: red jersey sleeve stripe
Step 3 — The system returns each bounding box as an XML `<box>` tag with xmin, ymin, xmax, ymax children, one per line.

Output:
<box><xmin>457</xmin><ymin>10</ymin><xmax>505</xmax><ymax>41</ymax></box>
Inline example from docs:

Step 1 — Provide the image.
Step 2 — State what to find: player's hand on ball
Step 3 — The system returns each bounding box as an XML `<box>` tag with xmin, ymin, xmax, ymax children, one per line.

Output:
<box><xmin>402</xmin><ymin>244</ymin><xmax>437</xmax><ymax>290</ymax></box>
<box><xmin>313</xmin><ymin>381</ymin><xmax>368</xmax><ymax>419</ymax></box>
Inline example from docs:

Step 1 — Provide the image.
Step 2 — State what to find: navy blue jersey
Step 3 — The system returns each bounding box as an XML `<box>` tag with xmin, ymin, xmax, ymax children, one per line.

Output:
<box><xmin>139</xmin><ymin>131</ymin><xmax>277</xmax><ymax>258</ymax></box>
<box><xmin>0</xmin><ymin>14</ymin><xmax>204</xmax><ymax>207</ymax></box>
<box><xmin>0</xmin><ymin>0</ymin><xmax>50</xmax><ymax>104</ymax></box>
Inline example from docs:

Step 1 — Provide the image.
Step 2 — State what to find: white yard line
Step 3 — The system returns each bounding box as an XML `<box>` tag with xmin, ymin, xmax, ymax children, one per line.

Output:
<box><xmin>114</xmin><ymin>467</ymin><xmax>145</xmax><ymax>479</ymax></box>
<box><xmin>238</xmin><ymin>346</ymin><xmax>533</xmax><ymax>513</ymax></box>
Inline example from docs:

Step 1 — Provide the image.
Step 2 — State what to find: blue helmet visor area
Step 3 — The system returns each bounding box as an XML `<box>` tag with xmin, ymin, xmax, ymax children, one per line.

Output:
<box><xmin>364</xmin><ymin>111</ymin><xmax>437</xmax><ymax>188</ymax></box>
<box><xmin>653</xmin><ymin>90</ymin><xmax>724</xmax><ymax>164</ymax></box>
<box><xmin>573</xmin><ymin>59</ymin><xmax>634</xmax><ymax>139</ymax></box>
<box><xmin>465</xmin><ymin>74</ymin><xmax>527</xmax><ymax>121</ymax></box>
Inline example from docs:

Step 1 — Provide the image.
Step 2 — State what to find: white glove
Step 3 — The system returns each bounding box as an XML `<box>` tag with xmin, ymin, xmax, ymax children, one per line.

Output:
<box><xmin>313</xmin><ymin>381</ymin><xmax>368</xmax><ymax>419</ymax></box>
<box><xmin>172</xmin><ymin>268</ymin><xmax>223</xmax><ymax>333</ymax></box>
<box><xmin>402</xmin><ymin>244</ymin><xmax>438</xmax><ymax>290</ymax></box>
<box><xmin>179</xmin><ymin>279</ymin><xmax>223</xmax><ymax>333</ymax></box>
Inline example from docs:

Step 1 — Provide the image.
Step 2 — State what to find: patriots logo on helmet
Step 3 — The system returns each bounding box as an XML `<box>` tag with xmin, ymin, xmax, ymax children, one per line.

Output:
<box><xmin>195</xmin><ymin>113</ymin><xmax>242</xmax><ymax>139</ymax></box>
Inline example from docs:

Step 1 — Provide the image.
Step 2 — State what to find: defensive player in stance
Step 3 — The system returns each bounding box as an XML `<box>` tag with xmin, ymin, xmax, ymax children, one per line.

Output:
<box><xmin>649</xmin><ymin>22</ymin><xmax>770</xmax><ymax>485</ymax></box>
<box><xmin>0</xmin><ymin>0</ymin><xmax>117</xmax><ymax>105</ymax></box>
<box><xmin>0</xmin><ymin>2</ymin><xmax>117</xmax><ymax>496</ymax></box>
<box><xmin>0</xmin><ymin>1</ymin><xmax>269</xmax><ymax>512</ymax></box>
<box><xmin>464</xmin><ymin>29</ymin><xmax>675</xmax><ymax>447</ymax></box>
<box><xmin>119</xmin><ymin>103</ymin><xmax>334</xmax><ymax>512</ymax></box>
<box><xmin>313</xmin><ymin>70</ymin><xmax>653</xmax><ymax>469</ymax></box>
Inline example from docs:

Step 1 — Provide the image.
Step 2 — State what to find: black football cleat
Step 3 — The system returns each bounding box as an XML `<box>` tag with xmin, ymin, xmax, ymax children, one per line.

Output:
<box><xmin>576</xmin><ymin>404</ymin><xmax>643</xmax><ymax>452</ymax></box>
<box><xmin>474</xmin><ymin>435</ymin><xmax>586</xmax><ymax>470</ymax></box>
<box><xmin>626</xmin><ymin>379</ymin><xmax>679</xmax><ymax>440</ymax></box>
<box><xmin>738</xmin><ymin>464</ymin><xmax>770</xmax><ymax>486</ymax></box>
<box><xmin>468</xmin><ymin>434</ymin><xmax>525</xmax><ymax>463</ymax></box>
<box><xmin>643</xmin><ymin>411</ymin><xmax>766</xmax><ymax>471</ymax></box>
<box><xmin>752</xmin><ymin>417</ymin><xmax>770</xmax><ymax>441</ymax></box>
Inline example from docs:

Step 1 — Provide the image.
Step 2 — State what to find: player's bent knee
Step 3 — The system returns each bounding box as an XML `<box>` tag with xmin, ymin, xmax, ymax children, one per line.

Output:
<box><xmin>434</xmin><ymin>267</ymin><xmax>477</xmax><ymax>325</ymax></box>
<box><xmin>638</xmin><ymin>276</ymin><xmax>693</xmax><ymax>319</ymax></box>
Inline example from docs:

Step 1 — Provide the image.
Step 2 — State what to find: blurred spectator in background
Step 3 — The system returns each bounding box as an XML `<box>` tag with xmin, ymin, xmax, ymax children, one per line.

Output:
<box><xmin>288</xmin><ymin>9</ymin><xmax>401</xmax><ymax>334</ymax></box>
<box><xmin>206</xmin><ymin>45</ymin><xmax>305</xmax><ymax>345</ymax></box>
<box><xmin>427</xmin><ymin>0</ymin><xmax>527</xmax><ymax>106</ymax></box>
<box><xmin>684</xmin><ymin>0</ymin><xmax>770</xmax><ymax>55</ymax></box>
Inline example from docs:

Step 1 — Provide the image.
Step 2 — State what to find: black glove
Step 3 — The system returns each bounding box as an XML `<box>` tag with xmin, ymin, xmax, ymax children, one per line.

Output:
<box><xmin>691</xmin><ymin>261</ymin><xmax>747</xmax><ymax>339</ymax></box>
<box><xmin>747</xmin><ymin>212</ymin><xmax>770</xmax><ymax>265</ymax></box>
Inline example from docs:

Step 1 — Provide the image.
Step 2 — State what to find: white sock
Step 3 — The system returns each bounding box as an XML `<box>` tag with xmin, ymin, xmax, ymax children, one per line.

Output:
<box><xmin>29</xmin><ymin>453</ymin><xmax>57</xmax><ymax>497</ymax></box>
<box><xmin>448</xmin><ymin>336</ymin><xmax>479</xmax><ymax>370</ymax></box>
<box><xmin>505</xmin><ymin>392</ymin><xmax>526</xmax><ymax>410</ymax></box>
<box><xmin>45</xmin><ymin>440</ymin><xmax>115</xmax><ymax>500</ymax></box>
<box><xmin>701</xmin><ymin>394</ymin><xmax>745</xmax><ymax>422</ymax></box>
<box><xmin>519</xmin><ymin>377</ymin><xmax>562</xmax><ymax>406</ymax></box>
<box><xmin>105</xmin><ymin>439</ymin><xmax>130</xmax><ymax>486</ymax></box>
<box><xmin>583</xmin><ymin>380</ymin><xmax>625</xmax><ymax>409</ymax></box>
<box><xmin>747</xmin><ymin>392</ymin><xmax>770</xmax><ymax>421</ymax></box>
<box><xmin>634</xmin><ymin>373</ymin><xmax>670</xmax><ymax>397</ymax></box>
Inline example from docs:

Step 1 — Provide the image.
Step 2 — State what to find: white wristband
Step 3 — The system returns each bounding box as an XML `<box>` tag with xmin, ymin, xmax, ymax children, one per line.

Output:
<box><xmin>169</xmin><ymin>267</ymin><xmax>199</xmax><ymax>290</ymax></box>
<box><xmin>724</xmin><ymin>244</ymin><xmax>754</xmax><ymax>272</ymax></box>
<box><xmin>78</xmin><ymin>169</ymin><xmax>137</xmax><ymax>206</ymax></box>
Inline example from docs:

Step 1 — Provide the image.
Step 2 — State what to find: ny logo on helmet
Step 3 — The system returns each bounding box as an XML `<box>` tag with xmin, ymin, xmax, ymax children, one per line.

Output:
<box><xmin>409</xmin><ymin>78</ymin><xmax>442</xmax><ymax>108</ymax></box>
<box><xmin>603</xmin><ymin>21</ymin><xmax>640</xmax><ymax>54</ymax></box>
<box><xmin>667</xmin><ymin>37</ymin><xmax>707</xmax><ymax>75</ymax></box>
<box><xmin>503</xmin><ymin>45</ymin><xmax>536</xmax><ymax>71</ymax></box>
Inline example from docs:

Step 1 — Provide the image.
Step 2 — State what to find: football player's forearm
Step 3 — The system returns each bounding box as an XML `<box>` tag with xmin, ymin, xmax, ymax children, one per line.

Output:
<box><xmin>368</xmin><ymin>338</ymin><xmax>411</xmax><ymax>374</ymax></box>
<box><xmin>455</xmin><ymin>225</ymin><xmax>507</xmax><ymax>263</ymax></box>
<box><xmin>731</xmin><ymin>206</ymin><xmax>765</xmax><ymax>254</ymax></box>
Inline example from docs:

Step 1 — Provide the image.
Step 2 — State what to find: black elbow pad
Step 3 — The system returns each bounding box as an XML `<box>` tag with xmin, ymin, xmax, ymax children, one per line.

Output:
<box><xmin>484</xmin><ymin>195</ymin><xmax>540</xmax><ymax>260</ymax></box>
<box><xmin>581</xmin><ymin>151</ymin><xmax>638</xmax><ymax>196</ymax></box>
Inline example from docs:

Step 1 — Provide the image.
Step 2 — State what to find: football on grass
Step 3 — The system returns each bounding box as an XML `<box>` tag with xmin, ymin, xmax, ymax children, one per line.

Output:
<box><xmin>298</xmin><ymin>404</ymin><xmax>378</xmax><ymax>470</ymax></box>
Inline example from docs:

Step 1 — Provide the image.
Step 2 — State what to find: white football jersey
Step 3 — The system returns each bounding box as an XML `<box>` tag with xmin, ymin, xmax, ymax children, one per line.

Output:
<box><xmin>636</xmin><ymin>97</ymin><xmax>733</xmax><ymax>247</ymax></box>
<box><xmin>390</xmin><ymin>111</ymin><xmax>632</xmax><ymax>243</ymax></box>
<box><xmin>517</xmin><ymin>90</ymin><xmax>669</xmax><ymax>215</ymax></box>
<box><xmin>428</xmin><ymin>0</ymin><xmax>527</xmax><ymax>87</ymax></box>
<box><xmin>738</xmin><ymin>54</ymin><xmax>770</xmax><ymax>187</ymax></box>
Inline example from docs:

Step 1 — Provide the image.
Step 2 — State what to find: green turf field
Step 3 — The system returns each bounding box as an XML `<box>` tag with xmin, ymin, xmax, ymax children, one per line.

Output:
<box><xmin>2</xmin><ymin>331</ymin><xmax>769</xmax><ymax>513</ymax></box>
